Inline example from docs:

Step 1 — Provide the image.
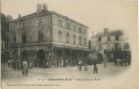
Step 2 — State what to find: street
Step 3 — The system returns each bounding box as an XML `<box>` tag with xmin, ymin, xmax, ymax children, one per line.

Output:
<box><xmin>1</xmin><ymin>62</ymin><xmax>130</xmax><ymax>83</ymax></box>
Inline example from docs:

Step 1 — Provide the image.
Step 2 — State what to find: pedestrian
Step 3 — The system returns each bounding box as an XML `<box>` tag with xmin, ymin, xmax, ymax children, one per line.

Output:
<box><xmin>15</xmin><ymin>60</ymin><xmax>18</xmax><ymax>70</ymax></box>
<box><xmin>46</xmin><ymin>62</ymin><xmax>49</xmax><ymax>68</ymax></box>
<box><xmin>93</xmin><ymin>63</ymin><xmax>98</xmax><ymax>74</ymax></box>
<box><xmin>10</xmin><ymin>58</ymin><xmax>14</xmax><ymax>68</ymax></box>
<box><xmin>22</xmin><ymin>60</ymin><xmax>28</xmax><ymax>76</ymax></box>
<box><xmin>103</xmin><ymin>52</ymin><xmax>108</xmax><ymax>68</ymax></box>
<box><xmin>17</xmin><ymin>59</ymin><xmax>21</xmax><ymax>70</ymax></box>
<box><xmin>8</xmin><ymin>59</ymin><xmax>11</xmax><ymax>68</ymax></box>
<box><xmin>84</xmin><ymin>57</ymin><xmax>88</xmax><ymax>71</ymax></box>
<box><xmin>78</xmin><ymin>59</ymin><xmax>83</xmax><ymax>71</ymax></box>
<box><xmin>85</xmin><ymin>63</ymin><xmax>88</xmax><ymax>71</ymax></box>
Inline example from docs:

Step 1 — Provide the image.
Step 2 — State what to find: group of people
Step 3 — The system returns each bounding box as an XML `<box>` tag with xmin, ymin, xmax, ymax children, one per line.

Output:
<box><xmin>78</xmin><ymin>59</ymin><xmax>98</xmax><ymax>74</ymax></box>
<box><xmin>7</xmin><ymin>52</ymin><xmax>109</xmax><ymax>76</ymax></box>
<box><xmin>8</xmin><ymin>58</ymin><xmax>29</xmax><ymax>76</ymax></box>
<box><xmin>8</xmin><ymin>58</ymin><xmax>21</xmax><ymax>69</ymax></box>
<box><xmin>78</xmin><ymin>52</ymin><xmax>109</xmax><ymax>74</ymax></box>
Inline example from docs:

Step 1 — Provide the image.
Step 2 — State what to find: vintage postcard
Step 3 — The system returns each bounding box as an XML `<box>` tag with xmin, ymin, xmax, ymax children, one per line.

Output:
<box><xmin>1</xmin><ymin>0</ymin><xmax>138</xmax><ymax>89</ymax></box>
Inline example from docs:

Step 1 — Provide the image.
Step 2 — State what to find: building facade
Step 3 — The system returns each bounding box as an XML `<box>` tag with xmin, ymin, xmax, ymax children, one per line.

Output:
<box><xmin>9</xmin><ymin>4</ymin><xmax>89</xmax><ymax>67</ymax></box>
<box><xmin>1</xmin><ymin>14</ymin><xmax>12</xmax><ymax>62</ymax></box>
<box><xmin>91</xmin><ymin>28</ymin><xmax>130</xmax><ymax>61</ymax></box>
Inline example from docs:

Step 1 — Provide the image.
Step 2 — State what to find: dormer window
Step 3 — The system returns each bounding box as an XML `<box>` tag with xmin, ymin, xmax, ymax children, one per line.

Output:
<box><xmin>66</xmin><ymin>23</ymin><xmax>71</xmax><ymax>30</ymax></box>
<box><xmin>58</xmin><ymin>19</ymin><xmax>62</xmax><ymax>27</ymax></box>
<box><xmin>38</xmin><ymin>18</ymin><xmax>44</xmax><ymax>25</ymax></box>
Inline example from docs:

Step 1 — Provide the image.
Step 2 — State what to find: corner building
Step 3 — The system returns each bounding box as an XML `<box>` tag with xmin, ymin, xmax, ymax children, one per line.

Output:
<box><xmin>9</xmin><ymin>5</ymin><xmax>89</xmax><ymax>67</ymax></box>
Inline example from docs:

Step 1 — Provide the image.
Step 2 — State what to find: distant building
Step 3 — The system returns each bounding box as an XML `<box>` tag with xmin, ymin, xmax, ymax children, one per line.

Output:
<box><xmin>91</xmin><ymin>28</ymin><xmax>130</xmax><ymax>61</ymax></box>
<box><xmin>9</xmin><ymin>4</ymin><xmax>89</xmax><ymax>67</ymax></box>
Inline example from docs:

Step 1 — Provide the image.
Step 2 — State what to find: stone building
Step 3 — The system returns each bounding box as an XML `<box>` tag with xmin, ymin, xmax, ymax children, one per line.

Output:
<box><xmin>1</xmin><ymin>14</ymin><xmax>12</xmax><ymax>62</ymax></box>
<box><xmin>91</xmin><ymin>28</ymin><xmax>130</xmax><ymax>61</ymax></box>
<box><xmin>9</xmin><ymin>4</ymin><xmax>89</xmax><ymax>67</ymax></box>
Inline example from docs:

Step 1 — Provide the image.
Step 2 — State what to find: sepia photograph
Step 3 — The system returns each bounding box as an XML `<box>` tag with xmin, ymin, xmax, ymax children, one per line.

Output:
<box><xmin>1</xmin><ymin>0</ymin><xmax>138</xmax><ymax>89</ymax></box>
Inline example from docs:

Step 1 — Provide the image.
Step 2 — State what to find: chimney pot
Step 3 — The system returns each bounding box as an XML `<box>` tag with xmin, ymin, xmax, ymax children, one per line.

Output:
<box><xmin>42</xmin><ymin>3</ymin><xmax>48</xmax><ymax>11</ymax></box>
<box><xmin>37</xmin><ymin>3</ymin><xmax>42</xmax><ymax>12</ymax></box>
<box><xmin>18</xmin><ymin>14</ymin><xmax>21</xmax><ymax>18</ymax></box>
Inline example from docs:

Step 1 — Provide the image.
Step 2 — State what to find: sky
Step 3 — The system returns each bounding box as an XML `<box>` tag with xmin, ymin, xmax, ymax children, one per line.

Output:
<box><xmin>1</xmin><ymin>0</ymin><xmax>138</xmax><ymax>38</ymax></box>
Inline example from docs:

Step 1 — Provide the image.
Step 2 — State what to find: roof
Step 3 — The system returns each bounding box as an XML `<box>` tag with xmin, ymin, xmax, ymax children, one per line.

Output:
<box><xmin>49</xmin><ymin>11</ymin><xmax>88</xmax><ymax>28</ymax></box>
<box><xmin>10</xmin><ymin>10</ymin><xmax>88</xmax><ymax>28</ymax></box>
<box><xmin>10</xmin><ymin>11</ymin><xmax>49</xmax><ymax>23</ymax></box>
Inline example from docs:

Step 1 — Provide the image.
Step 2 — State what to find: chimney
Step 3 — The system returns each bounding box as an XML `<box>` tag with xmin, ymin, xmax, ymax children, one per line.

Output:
<box><xmin>104</xmin><ymin>28</ymin><xmax>109</xmax><ymax>36</ymax></box>
<box><xmin>18</xmin><ymin>14</ymin><xmax>21</xmax><ymax>18</ymax></box>
<box><xmin>37</xmin><ymin>3</ymin><xmax>42</xmax><ymax>12</ymax></box>
<box><xmin>42</xmin><ymin>3</ymin><xmax>48</xmax><ymax>11</ymax></box>
<box><xmin>7</xmin><ymin>15</ymin><xmax>13</xmax><ymax>21</ymax></box>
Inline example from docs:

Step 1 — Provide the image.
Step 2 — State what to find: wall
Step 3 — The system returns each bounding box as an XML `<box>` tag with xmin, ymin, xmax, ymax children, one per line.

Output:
<box><xmin>51</xmin><ymin>13</ymin><xmax>88</xmax><ymax>49</ymax></box>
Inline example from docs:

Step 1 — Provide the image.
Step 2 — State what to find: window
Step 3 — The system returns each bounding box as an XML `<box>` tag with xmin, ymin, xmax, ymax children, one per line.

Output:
<box><xmin>66</xmin><ymin>32</ymin><xmax>70</xmax><ymax>38</ymax></box>
<box><xmin>84</xmin><ymin>38</ymin><xmax>87</xmax><ymax>46</ymax></box>
<box><xmin>22</xmin><ymin>32</ymin><xmax>26</xmax><ymax>43</ymax></box>
<box><xmin>73</xmin><ymin>34</ymin><xmax>76</xmax><ymax>44</ymax></box>
<box><xmin>98</xmin><ymin>37</ymin><xmax>101</xmax><ymax>42</ymax></box>
<box><xmin>11</xmin><ymin>24</ymin><xmax>15</xmax><ymax>30</ymax></box>
<box><xmin>66</xmin><ymin>23</ymin><xmax>71</xmax><ymax>30</ymax></box>
<box><xmin>78</xmin><ymin>27</ymin><xmax>81</xmax><ymax>33</ymax></box>
<box><xmin>67</xmin><ymin>40</ymin><xmax>70</xmax><ymax>43</ymax></box>
<box><xmin>58</xmin><ymin>30</ymin><xmax>62</xmax><ymax>40</ymax></box>
<box><xmin>73</xmin><ymin>41</ymin><xmax>76</xmax><ymax>44</ymax></box>
<box><xmin>19</xmin><ymin>22</ymin><xmax>25</xmax><ymax>29</ymax></box>
<box><xmin>13</xmin><ymin>33</ymin><xmax>16</xmax><ymax>43</ymax></box>
<box><xmin>5</xmin><ymin>42</ymin><xmax>8</xmax><ymax>49</ymax></box>
<box><xmin>83</xmin><ymin>29</ymin><xmax>86</xmax><ymax>35</ymax></box>
<box><xmin>38</xmin><ymin>18</ymin><xmax>44</xmax><ymax>26</ymax></box>
<box><xmin>38</xmin><ymin>30</ymin><xmax>44</xmax><ymax>41</ymax></box>
<box><xmin>116</xmin><ymin>35</ymin><xmax>119</xmax><ymax>41</ymax></box>
<box><xmin>73</xmin><ymin>25</ymin><xmax>76</xmax><ymax>32</ymax></box>
<box><xmin>58</xmin><ymin>20</ymin><xmax>62</xmax><ymax>27</ymax></box>
<box><xmin>124</xmin><ymin>43</ymin><xmax>130</xmax><ymax>49</ymax></box>
<box><xmin>115</xmin><ymin>43</ymin><xmax>121</xmax><ymax>50</ymax></box>
<box><xmin>73</xmin><ymin>34</ymin><xmax>76</xmax><ymax>39</ymax></box>
<box><xmin>108</xmin><ymin>36</ymin><xmax>110</xmax><ymax>41</ymax></box>
<box><xmin>22</xmin><ymin>22</ymin><xmax>25</xmax><ymax>29</ymax></box>
<box><xmin>79</xmin><ymin>36</ymin><xmax>81</xmax><ymax>45</ymax></box>
<box><xmin>66</xmin><ymin>32</ymin><xmax>70</xmax><ymax>43</ymax></box>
